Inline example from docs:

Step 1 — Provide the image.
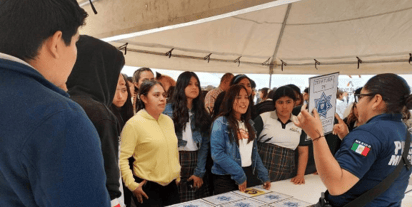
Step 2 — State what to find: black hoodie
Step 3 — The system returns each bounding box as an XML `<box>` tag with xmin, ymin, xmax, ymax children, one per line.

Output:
<box><xmin>67</xmin><ymin>35</ymin><xmax>125</xmax><ymax>200</ymax></box>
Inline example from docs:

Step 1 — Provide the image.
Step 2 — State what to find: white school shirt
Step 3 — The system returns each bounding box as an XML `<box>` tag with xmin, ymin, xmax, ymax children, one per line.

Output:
<box><xmin>179</xmin><ymin>112</ymin><xmax>198</xmax><ymax>151</ymax></box>
<box><xmin>258</xmin><ymin>111</ymin><xmax>302</xmax><ymax>150</ymax></box>
<box><xmin>237</xmin><ymin>120</ymin><xmax>253</xmax><ymax>167</ymax></box>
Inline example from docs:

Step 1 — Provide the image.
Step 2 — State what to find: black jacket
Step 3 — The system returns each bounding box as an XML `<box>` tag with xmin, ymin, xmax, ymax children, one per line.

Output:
<box><xmin>67</xmin><ymin>35</ymin><xmax>125</xmax><ymax>200</ymax></box>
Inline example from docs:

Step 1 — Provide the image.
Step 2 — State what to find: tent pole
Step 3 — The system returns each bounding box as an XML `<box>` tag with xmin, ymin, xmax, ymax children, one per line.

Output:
<box><xmin>269</xmin><ymin>72</ymin><xmax>273</xmax><ymax>88</ymax></box>
<box><xmin>268</xmin><ymin>3</ymin><xmax>292</xmax><ymax>88</ymax></box>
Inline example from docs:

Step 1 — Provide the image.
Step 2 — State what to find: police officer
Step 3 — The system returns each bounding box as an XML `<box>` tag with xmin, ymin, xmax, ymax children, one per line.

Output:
<box><xmin>294</xmin><ymin>73</ymin><xmax>412</xmax><ymax>206</ymax></box>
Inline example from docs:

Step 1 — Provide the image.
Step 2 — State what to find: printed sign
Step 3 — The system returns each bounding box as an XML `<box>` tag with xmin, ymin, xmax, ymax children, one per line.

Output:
<box><xmin>308</xmin><ymin>72</ymin><xmax>339</xmax><ymax>134</ymax></box>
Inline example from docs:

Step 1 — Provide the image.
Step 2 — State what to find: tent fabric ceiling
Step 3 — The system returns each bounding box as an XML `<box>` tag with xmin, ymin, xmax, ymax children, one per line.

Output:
<box><xmin>81</xmin><ymin>0</ymin><xmax>412</xmax><ymax>75</ymax></box>
<box><xmin>78</xmin><ymin>0</ymin><xmax>280</xmax><ymax>39</ymax></box>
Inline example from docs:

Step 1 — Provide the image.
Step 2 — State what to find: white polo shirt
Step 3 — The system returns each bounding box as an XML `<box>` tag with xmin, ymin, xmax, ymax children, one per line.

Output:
<box><xmin>257</xmin><ymin>111</ymin><xmax>302</xmax><ymax>150</ymax></box>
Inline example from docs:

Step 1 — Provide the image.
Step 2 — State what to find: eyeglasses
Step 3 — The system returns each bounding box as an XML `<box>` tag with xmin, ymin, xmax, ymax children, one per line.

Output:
<box><xmin>354</xmin><ymin>93</ymin><xmax>376</xmax><ymax>103</ymax></box>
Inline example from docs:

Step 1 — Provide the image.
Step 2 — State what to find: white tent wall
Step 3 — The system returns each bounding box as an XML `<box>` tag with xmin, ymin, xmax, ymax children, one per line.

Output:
<box><xmin>79</xmin><ymin>0</ymin><xmax>412</xmax><ymax>75</ymax></box>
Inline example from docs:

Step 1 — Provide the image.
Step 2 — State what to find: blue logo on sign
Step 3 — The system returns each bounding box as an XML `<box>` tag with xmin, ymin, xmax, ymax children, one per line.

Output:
<box><xmin>265</xmin><ymin>194</ymin><xmax>280</xmax><ymax>200</ymax></box>
<box><xmin>216</xmin><ymin>196</ymin><xmax>231</xmax><ymax>201</ymax></box>
<box><xmin>284</xmin><ymin>201</ymin><xmax>299</xmax><ymax>206</ymax></box>
<box><xmin>314</xmin><ymin>92</ymin><xmax>332</xmax><ymax>118</ymax></box>
<box><xmin>234</xmin><ymin>202</ymin><xmax>251</xmax><ymax>207</ymax></box>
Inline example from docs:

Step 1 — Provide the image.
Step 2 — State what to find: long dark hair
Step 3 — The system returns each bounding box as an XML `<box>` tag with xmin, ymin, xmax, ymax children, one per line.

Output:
<box><xmin>230</xmin><ymin>74</ymin><xmax>258</xmax><ymax>119</ymax></box>
<box><xmin>219</xmin><ymin>85</ymin><xmax>255</xmax><ymax>144</ymax></box>
<box><xmin>133</xmin><ymin>67</ymin><xmax>154</xmax><ymax>112</ymax></box>
<box><xmin>260</xmin><ymin>87</ymin><xmax>269</xmax><ymax>100</ymax></box>
<box><xmin>212</xmin><ymin>91</ymin><xmax>226</xmax><ymax>120</ymax></box>
<box><xmin>170</xmin><ymin>71</ymin><xmax>211</xmax><ymax>135</ymax></box>
<box><xmin>136</xmin><ymin>80</ymin><xmax>164</xmax><ymax>112</ymax></box>
<box><xmin>364</xmin><ymin>73</ymin><xmax>412</xmax><ymax>120</ymax></box>
<box><xmin>346</xmin><ymin>87</ymin><xmax>362</xmax><ymax>126</ymax></box>
<box><xmin>110</xmin><ymin>74</ymin><xmax>134</xmax><ymax>129</ymax></box>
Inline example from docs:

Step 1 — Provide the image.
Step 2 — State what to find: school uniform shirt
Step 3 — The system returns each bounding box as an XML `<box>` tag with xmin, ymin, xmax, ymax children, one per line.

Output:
<box><xmin>237</xmin><ymin>120</ymin><xmax>253</xmax><ymax>167</ymax></box>
<box><xmin>336</xmin><ymin>98</ymin><xmax>348</xmax><ymax>119</ymax></box>
<box><xmin>254</xmin><ymin>111</ymin><xmax>308</xmax><ymax>149</ymax></box>
<box><xmin>179</xmin><ymin>112</ymin><xmax>198</xmax><ymax>151</ymax></box>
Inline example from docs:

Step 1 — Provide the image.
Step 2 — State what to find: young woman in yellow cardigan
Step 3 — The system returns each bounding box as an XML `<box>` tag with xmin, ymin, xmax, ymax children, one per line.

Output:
<box><xmin>120</xmin><ymin>80</ymin><xmax>181</xmax><ymax>206</ymax></box>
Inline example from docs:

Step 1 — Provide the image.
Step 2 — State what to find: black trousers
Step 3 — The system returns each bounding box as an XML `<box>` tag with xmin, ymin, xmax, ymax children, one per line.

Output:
<box><xmin>213</xmin><ymin>166</ymin><xmax>262</xmax><ymax>195</ymax></box>
<box><xmin>132</xmin><ymin>176</ymin><xmax>179</xmax><ymax>207</ymax></box>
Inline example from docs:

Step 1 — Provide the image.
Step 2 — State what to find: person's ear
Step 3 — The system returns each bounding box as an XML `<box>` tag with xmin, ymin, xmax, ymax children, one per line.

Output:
<box><xmin>372</xmin><ymin>94</ymin><xmax>384</xmax><ymax>111</ymax></box>
<box><xmin>44</xmin><ymin>31</ymin><xmax>63</xmax><ymax>59</ymax></box>
<box><xmin>141</xmin><ymin>94</ymin><xmax>148</xmax><ymax>105</ymax></box>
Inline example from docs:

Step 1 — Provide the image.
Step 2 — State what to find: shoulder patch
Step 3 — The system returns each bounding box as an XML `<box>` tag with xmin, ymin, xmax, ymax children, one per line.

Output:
<box><xmin>351</xmin><ymin>139</ymin><xmax>371</xmax><ymax>156</ymax></box>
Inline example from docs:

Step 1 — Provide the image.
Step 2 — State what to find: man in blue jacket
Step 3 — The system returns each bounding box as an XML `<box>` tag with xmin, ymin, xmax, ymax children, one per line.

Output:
<box><xmin>0</xmin><ymin>0</ymin><xmax>111</xmax><ymax>206</ymax></box>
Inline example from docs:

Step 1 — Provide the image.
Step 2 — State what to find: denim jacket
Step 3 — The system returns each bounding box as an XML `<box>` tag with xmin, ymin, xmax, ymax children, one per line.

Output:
<box><xmin>163</xmin><ymin>103</ymin><xmax>209</xmax><ymax>178</ymax></box>
<box><xmin>211</xmin><ymin>116</ymin><xmax>270</xmax><ymax>185</ymax></box>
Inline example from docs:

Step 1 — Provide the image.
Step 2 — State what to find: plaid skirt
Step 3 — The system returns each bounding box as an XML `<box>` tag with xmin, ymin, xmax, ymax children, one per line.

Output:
<box><xmin>178</xmin><ymin>151</ymin><xmax>210</xmax><ymax>203</ymax></box>
<box><xmin>257</xmin><ymin>142</ymin><xmax>296</xmax><ymax>182</ymax></box>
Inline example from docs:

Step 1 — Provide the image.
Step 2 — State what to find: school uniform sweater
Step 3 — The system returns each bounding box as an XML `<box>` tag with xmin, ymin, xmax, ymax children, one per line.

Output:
<box><xmin>0</xmin><ymin>53</ymin><xmax>110</xmax><ymax>206</ymax></box>
<box><xmin>120</xmin><ymin>110</ymin><xmax>181</xmax><ymax>191</ymax></box>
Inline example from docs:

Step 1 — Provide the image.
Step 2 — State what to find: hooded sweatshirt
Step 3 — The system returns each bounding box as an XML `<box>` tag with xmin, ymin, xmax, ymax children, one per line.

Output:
<box><xmin>67</xmin><ymin>35</ymin><xmax>125</xmax><ymax>200</ymax></box>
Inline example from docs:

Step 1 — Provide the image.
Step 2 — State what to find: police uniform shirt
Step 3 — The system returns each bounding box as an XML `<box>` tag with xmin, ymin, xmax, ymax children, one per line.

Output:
<box><xmin>327</xmin><ymin>113</ymin><xmax>412</xmax><ymax>207</ymax></box>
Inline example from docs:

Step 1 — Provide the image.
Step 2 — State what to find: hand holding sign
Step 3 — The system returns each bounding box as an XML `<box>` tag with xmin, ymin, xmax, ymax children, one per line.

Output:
<box><xmin>293</xmin><ymin>104</ymin><xmax>324</xmax><ymax>139</ymax></box>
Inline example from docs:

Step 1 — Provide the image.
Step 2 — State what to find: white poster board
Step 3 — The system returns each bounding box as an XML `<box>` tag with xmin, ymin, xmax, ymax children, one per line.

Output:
<box><xmin>308</xmin><ymin>72</ymin><xmax>339</xmax><ymax>134</ymax></box>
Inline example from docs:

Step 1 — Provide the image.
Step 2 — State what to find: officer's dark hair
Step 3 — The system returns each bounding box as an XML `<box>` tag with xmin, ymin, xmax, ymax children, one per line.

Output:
<box><xmin>0</xmin><ymin>0</ymin><xmax>88</xmax><ymax>61</ymax></box>
<box><xmin>364</xmin><ymin>73</ymin><xmax>412</xmax><ymax>119</ymax></box>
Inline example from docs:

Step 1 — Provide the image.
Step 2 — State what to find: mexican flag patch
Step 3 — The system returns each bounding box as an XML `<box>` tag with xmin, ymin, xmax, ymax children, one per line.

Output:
<box><xmin>351</xmin><ymin>140</ymin><xmax>371</xmax><ymax>157</ymax></box>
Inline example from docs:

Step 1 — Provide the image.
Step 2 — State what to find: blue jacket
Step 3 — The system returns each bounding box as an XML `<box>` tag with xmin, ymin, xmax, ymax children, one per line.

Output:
<box><xmin>210</xmin><ymin>116</ymin><xmax>270</xmax><ymax>185</ymax></box>
<box><xmin>163</xmin><ymin>103</ymin><xmax>209</xmax><ymax>178</ymax></box>
<box><xmin>0</xmin><ymin>54</ymin><xmax>110</xmax><ymax>207</ymax></box>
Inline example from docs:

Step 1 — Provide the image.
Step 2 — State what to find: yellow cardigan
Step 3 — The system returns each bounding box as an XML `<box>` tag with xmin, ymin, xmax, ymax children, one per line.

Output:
<box><xmin>120</xmin><ymin>109</ymin><xmax>181</xmax><ymax>191</ymax></box>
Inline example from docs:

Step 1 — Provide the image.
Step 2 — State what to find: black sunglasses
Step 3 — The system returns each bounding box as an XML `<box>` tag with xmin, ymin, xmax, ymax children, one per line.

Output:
<box><xmin>354</xmin><ymin>93</ymin><xmax>376</xmax><ymax>103</ymax></box>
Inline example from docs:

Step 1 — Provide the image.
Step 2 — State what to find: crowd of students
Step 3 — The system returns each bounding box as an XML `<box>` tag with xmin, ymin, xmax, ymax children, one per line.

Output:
<box><xmin>109</xmin><ymin>68</ymin><xmax>353</xmax><ymax>206</ymax></box>
<box><xmin>2</xmin><ymin>1</ymin><xmax>412</xmax><ymax>207</ymax></box>
<box><xmin>105</xmin><ymin>68</ymin><xmax>316</xmax><ymax>206</ymax></box>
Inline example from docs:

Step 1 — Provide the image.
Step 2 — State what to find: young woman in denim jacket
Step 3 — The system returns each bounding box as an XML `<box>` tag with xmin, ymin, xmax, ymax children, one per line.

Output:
<box><xmin>211</xmin><ymin>84</ymin><xmax>271</xmax><ymax>194</ymax></box>
<box><xmin>163</xmin><ymin>71</ymin><xmax>212</xmax><ymax>202</ymax></box>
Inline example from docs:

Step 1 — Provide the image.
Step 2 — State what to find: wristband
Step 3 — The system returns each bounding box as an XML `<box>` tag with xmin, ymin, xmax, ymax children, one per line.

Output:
<box><xmin>311</xmin><ymin>135</ymin><xmax>324</xmax><ymax>141</ymax></box>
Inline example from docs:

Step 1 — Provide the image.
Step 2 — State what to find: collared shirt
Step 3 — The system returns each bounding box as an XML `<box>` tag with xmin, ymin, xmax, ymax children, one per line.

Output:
<box><xmin>255</xmin><ymin>111</ymin><xmax>303</xmax><ymax>150</ymax></box>
<box><xmin>336</xmin><ymin>98</ymin><xmax>348</xmax><ymax>119</ymax></box>
<box><xmin>0</xmin><ymin>52</ymin><xmax>37</xmax><ymax>71</ymax></box>
<box><xmin>204</xmin><ymin>87</ymin><xmax>223</xmax><ymax>114</ymax></box>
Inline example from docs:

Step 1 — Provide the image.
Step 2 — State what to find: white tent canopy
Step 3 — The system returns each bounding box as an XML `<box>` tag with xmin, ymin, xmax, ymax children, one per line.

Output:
<box><xmin>79</xmin><ymin>0</ymin><xmax>412</xmax><ymax>75</ymax></box>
